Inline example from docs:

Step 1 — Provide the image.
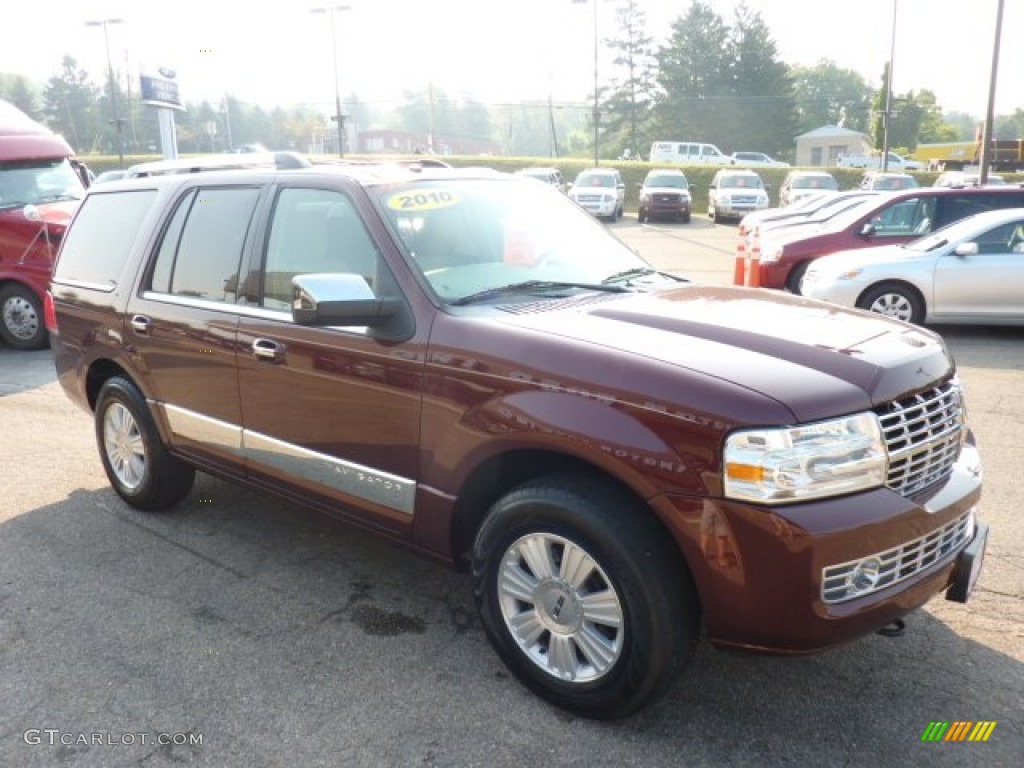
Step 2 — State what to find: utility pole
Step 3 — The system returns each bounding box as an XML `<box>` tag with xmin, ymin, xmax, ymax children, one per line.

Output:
<box><xmin>978</xmin><ymin>0</ymin><xmax>1006</xmax><ymax>184</ymax></box>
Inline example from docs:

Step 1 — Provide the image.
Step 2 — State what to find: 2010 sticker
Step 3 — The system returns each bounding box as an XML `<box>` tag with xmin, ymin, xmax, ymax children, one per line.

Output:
<box><xmin>386</xmin><ymin>189</ymin><xmax>461</xmax><ymax>211</ymax></box>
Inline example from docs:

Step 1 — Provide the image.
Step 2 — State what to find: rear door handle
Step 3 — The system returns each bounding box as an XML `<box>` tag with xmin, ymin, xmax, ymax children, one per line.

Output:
<box><xmin>252</xmin><ymin>337</ymin><xmax>286</xmax><ymax>362</ymax></box>
<box><xmin>130</xmin><ymin>315</ymin><xmax>152</xmax><ymax>335</ymax></box>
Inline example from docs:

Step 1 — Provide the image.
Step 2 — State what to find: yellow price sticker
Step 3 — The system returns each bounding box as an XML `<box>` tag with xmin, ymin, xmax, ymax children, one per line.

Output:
<box><xmin>386</xmin><ymin>189</ymin><xmax>461</xmax><ymax>211</ymax></box>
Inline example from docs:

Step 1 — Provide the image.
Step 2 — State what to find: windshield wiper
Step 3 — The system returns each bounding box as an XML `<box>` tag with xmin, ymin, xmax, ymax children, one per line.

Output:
<box><xmin>602</xmin><ymin>267</ymin><xmax>688</xmax><ymax>285</ymax></box>
<box><xmin>450</xmin><ymin>280</ymin><xmax>630</xmax><ymax>306</ymax></box>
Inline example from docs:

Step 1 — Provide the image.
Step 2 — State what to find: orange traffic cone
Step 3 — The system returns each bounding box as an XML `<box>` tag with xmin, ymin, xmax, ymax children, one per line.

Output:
<box><xmin>733</xmin><ymin>237</ymin><xmax>747</xmax><ymax>285</ymax></box>
<box><xmin>747</xmin><ymin>243</ymin><xmax>761</xmax><ymax>288</ymax></box>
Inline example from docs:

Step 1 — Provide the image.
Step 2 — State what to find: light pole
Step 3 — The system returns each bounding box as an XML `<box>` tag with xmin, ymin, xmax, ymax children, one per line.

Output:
<box><xmin>978</xmin><ymin>0</ymin><xmax>1006</xmax><ymax>184</ymax></box>
<box><xmin>311</xmin><ymin>5</ymin><xmax>352</xmax><ymax>158</ymax></box>
<box><xmin>572</xmin><ymin>0</ymin><xmax>600</xmax><ymax>167</ymax></box>
<box><xmin>880</xmin><ymin>0</ymin><xmax>897</xmax><ymax>173</ymax></box>
<box><xmin>85</xmin><ymin>17</ymin><xmax>125</xmax><ymax>168</ymax></box>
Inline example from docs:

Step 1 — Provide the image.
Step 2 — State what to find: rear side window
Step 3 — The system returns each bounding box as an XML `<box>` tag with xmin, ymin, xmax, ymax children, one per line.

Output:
<box><xmin>54</xmin><ymin>189</ymin><xmax>158</xmax><ymax>288</ymax></box>
<box><xmin>147</xmin><ymin>186</ymin><xmax>260</xmax><ymax>303</ymax></box>
<box><xmin>938</xmin><ymin>192</ymin><xmax>1024</xmax><ymax>226</ymax></box>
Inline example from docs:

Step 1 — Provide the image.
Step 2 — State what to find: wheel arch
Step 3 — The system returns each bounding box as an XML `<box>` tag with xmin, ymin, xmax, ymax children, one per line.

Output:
<box><xmin>448</xmin><ymin>447</ymin><xmax>700</xmax><ymax>612</ymax></box>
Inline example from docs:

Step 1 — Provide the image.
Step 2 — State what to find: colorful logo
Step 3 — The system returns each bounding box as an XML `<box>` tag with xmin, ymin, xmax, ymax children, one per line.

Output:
<box><xmin>921</xmin><ymin>721</ymin><xmax>997</xmax><ymax>742</ymax></box>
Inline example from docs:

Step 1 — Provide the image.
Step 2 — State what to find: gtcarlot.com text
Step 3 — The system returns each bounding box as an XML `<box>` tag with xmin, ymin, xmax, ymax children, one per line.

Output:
<box><xmin>23</xmin><ymin>729</ymin><xmax>203</xmax><ymax>747</ymax></box>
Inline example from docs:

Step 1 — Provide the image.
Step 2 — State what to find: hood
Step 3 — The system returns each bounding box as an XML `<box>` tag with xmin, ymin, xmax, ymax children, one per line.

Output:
<box><xmin>643</xmin><ymin>185</ymin><xmax>690</xmax><ymax>195</ymax></box>
<box><xmin>0</xmin><ymin>199</ymin><xmax>78</xmax><ymax>227</ymax></box>
<box><xmin>809</xmin><ymin>243</ymin><xmax>923</xmax><ymax>274</ymax></box>
<box><xmin>500</xmin><ymin>285</ymin><xmax>952</xmax><ymax>423</ymax></box>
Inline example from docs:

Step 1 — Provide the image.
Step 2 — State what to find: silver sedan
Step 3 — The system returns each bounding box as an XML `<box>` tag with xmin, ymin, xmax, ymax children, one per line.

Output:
<box><xmin>800</xmin><ymin>207</ymin><xmax>1024</xmax><ymax>325</ymax></box>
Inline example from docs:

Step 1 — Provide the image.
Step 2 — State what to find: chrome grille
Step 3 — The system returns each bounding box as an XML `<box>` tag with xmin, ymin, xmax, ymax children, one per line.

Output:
<box><xmin>821</xmin><ymin>512</ymin><xmax>972</xmax><ymax>604</ymax></box>
<box><xmin>876</xmin><ymin>379</ymin><xmax>964</xmax><ymax>496</ymax></box>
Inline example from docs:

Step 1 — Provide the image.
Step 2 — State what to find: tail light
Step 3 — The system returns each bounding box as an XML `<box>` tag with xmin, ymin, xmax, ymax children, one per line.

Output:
<box><xmin>44</xmin><ymin>290</ymin><xmax>58</xmax><ymax>333</ymax></box>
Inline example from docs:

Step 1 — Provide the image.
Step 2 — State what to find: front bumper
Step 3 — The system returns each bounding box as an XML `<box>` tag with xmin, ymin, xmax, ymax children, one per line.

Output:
<box><xmin>651</xmin><ymin>441</ymin><xmax>984</xmax><ymax>653</ymax></box>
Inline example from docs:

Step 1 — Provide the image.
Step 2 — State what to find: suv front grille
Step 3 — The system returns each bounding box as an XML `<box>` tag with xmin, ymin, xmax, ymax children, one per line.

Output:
<box><xmin>876</xmin><ymin>379</ymin><xmax>964</xmax><ymax>497</ymax></box>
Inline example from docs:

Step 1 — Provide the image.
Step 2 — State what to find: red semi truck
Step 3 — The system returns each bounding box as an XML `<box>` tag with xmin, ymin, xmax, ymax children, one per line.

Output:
<box><xmin>0</xmin><ymin>99</ymin><xmax>87</xmax><ymax>349</ymax></box>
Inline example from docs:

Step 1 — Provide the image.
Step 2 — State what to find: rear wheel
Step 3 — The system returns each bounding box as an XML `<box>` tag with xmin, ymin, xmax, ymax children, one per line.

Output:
<box><xmin>638</xmin><ymin>208</ymin><xmax>647</xmax><ymax>224</ymax></box>
<box><xmin>856</xmin><ymin>282</ymin><xmax>924</xmax><ymax>324</ymax></box>
<box><xmin>473</xmin><ymin>473</ymin><xmax>699</xmax><ymax>719</ymax></box>
<box><xmin>95</xmin><ymin>377</ymin><xmax>196</xmax><ymax>510</ymax></box>
<box><xmin>0</xmin><ymin>284</ymin><xmax>47</xmax><ymax>350</ymax></box>
<box><xmin>786</xmin><ymin>262</ymin><xmax>810</xmax><ymax>294</ymax></box>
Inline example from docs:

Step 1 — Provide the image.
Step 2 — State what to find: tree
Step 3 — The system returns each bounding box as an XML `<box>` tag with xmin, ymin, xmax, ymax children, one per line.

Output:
<box><xmin>601</xmin><ymin>0</ymin><xmax>657</xmax><ymax>160</ymax></box>
<box><xmin>723</xmin><ymin>3</ymin><xmax>795</xmax><ymax>155</ymax></box>
<box><xmin>653</xmin><ymin>2</ymin><xmax>732</xmax><ymax>141</ymax></box>
<box><xmin>0</xmin><ymin>73</ymin><xmax>41</xmax><ymax>119</ymax></box>
<box><xmin>42</xmin><ymin>56</ymin><xmax>102</xmax><ymax>152</ymax></box>
<box><xmin>789</xmin><ymin>60</ymin><xmax>874</xmax><ymax>136</ymax></box>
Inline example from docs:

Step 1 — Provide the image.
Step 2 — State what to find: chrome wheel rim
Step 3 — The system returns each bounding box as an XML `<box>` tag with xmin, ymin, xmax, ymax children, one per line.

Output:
<box><xmin>103</xmin><ymin>403</ymin><xmax>146</xmax><ymax>490</ymax></box>
<box><xmin>868</xmin><ymin>292</ymin><xmax>914</xmax><ymax>321</ymax></box>
<box><xmin>2</xmin><ymin>295</ymin><xmax>39</xmax><ymax>341</ymax></box>
<box><xmin>498</xmin><ymin>533</ymin><xmax>624</xmax><ymax>683</ymax></box>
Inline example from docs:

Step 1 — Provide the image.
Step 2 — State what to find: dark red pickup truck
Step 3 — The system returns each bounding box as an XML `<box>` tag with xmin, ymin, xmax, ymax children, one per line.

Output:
<box><xmin>49</xmin><ymin>165</ymin><xmax>987</xmax><ymax>718</ymax></box>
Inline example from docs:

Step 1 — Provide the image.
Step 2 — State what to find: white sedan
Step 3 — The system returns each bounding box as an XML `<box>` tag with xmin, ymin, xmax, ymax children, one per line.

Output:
<box><xmin>800</xmin><ymin>207</ymin><xmax>1024</xmax><ymax>326</ymax></box>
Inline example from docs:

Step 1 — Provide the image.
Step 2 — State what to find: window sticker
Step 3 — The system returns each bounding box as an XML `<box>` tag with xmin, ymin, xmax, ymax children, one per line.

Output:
<box><xmin>386</xmin><ymin>189</ymin><xmax>461</xmax><ymax>211</ymax></box>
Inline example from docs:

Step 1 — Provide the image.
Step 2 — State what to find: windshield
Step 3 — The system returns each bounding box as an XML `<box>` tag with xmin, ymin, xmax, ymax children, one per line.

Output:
<box><xmin>646</xmin><ymin>174</ymin><xmax>688</xmax><ymax>189</ymax></box>
<box><xmin>792</xmin><ymin>176</ymin><xmax>838</xmax><ymax>190</ymax></box>
<box><xmin>719</xmin><ymin>175</ymin><xmax>763</xmax><ymax>189</ymax></box>
<box><xmin>0</xmin><ymin>158</ymin><xmax>85</xmax><ymax>210</ymax></box>
<box><xmin>903</xmin><ymin>213</ymin><xmax>1017</xmax><ymax>253</ymax></box>
<box><xmin>575</xmin><ymin>172</ymin><xmax>617</xmax><ymax>188</ymax></box>
<box><xmin>375</xmin><ymin>177</ymin><xmax>661</xmax><ymax>304</ymax></box>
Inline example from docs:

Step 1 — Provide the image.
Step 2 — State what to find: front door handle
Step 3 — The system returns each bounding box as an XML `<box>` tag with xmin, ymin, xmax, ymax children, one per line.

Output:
<box><xmin>252</xmin><ymin>337</ymin><xmax>286</xmax><ymax>362</ymax></box>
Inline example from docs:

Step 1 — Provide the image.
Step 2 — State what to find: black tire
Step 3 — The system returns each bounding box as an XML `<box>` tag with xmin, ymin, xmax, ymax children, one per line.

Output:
<box><xmin>95</xmin><ymin>377</ymin><xmax>195</xmax><ymax>511</ymax></box>
<box><xmin>472</xmin><ymin>472</ymin><xmax>699</xmax><ymax>719</ymax></box>
<box><xmin>637</xmin><ymin>209</ymin><xmax>647</xmax><ymax>224</ymax></box>
<box><xmin>856</xmin><ymin>281</ymin><xmax>925</xmax><ymax>324</ymax></box>
<box><xmin>682</xmin><ymin>213</ymin><xmax>691</xmax><ymax>224</ymax></box>
<box><xmin>785</xmin><ymin>261</ymin><xmax>810</xmax><ymax>294</ymax></box>
<box><xmin>0</xmin><ymin>284</ymin><xmax>48</xmax><ymax>350</ymax></box>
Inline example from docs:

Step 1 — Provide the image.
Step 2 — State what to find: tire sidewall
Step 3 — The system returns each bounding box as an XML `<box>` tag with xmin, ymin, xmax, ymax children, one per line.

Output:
<box><xmin>473</xmin><ymin>484</ymin><xmax>690</xmax><ymax>718</ymax></box>
<box><xmin>95</xmin><ymin>378</ymin><xmax>162</xmax><ymax>505</ymax></box>
<box><xmin>0</xmin><ymin>284</ymin><xmax>47</xmax><ymax>350</ymax></box>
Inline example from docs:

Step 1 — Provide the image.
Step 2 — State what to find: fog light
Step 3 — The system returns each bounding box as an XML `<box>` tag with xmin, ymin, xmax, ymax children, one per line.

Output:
<box><xmin>847</xmin><ymin>558</ymin><xmax>881</xmax><ymax>596</ymax></box>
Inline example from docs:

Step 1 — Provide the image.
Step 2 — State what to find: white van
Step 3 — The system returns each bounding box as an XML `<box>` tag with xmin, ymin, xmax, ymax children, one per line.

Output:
<box><xmin>649</xmin><ymin>141</ymin><xmax>732</xmax><ymax>165</ymax></box>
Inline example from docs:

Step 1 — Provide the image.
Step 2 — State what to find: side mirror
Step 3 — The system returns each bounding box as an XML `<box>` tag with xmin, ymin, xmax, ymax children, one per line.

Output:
<box><xmin>859</xmin><ymin>222</ymin><xmax>877</xmax><ymax>237</ymax></box>
<box><xmin>953</xmin><ymin>242</ymin><xmax>979</xmax><ymax>257</ymax></box>
<box><xmin>291</xmin><ymin>273</ymin><xmax>413</xmax><ymax>341</ymax></box>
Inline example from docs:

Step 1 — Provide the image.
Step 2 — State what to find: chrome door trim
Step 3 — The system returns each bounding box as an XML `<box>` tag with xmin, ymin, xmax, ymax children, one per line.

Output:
<box><xmin>243</xmin><ymin>429</ymin><xmax>416</xmax><ymax>515</ymax></box>
<box><xmin>157</xmin><ymin>402</ymin><xmax>244</xmax><ymax>455</ymax></box>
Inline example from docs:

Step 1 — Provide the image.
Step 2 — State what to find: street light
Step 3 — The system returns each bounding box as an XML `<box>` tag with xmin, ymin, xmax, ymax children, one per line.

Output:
<box><xmin>572</xmin><ymin>0</ymin><xmax>600</xmax><ymax>167</ymax></box>
<box><xmin>880</xmin><ymin>0</ymin><xmax>897</xmax><ymax>173</ymax></box>
<box><xmin>310</xmin><ymin>5</ymin><xmax>352</xmax><ymax>158</ymax></box>
<box><xmin>85</xmin><ymin>17</ymin><xmax>125</xmax><ymax>168</ymax></box>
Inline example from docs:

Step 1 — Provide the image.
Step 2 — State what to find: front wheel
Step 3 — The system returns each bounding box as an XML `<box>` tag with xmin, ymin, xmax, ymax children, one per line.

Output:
<box><xmin>856</xmin><ymin>282</ymin><xmax>924</xmax><ymax>324</ymax></box>
<box><xmin>473</xmin><ymin>473</ymin><xmax>699</xmax><ymax>719</ymax></box>
<box><xmin>0</xmin><ymin>284</ymin><xmax>47</xmax><ymax>350</ymax></box>
<box><xmin>95</xmin><ymin>377</ymin><xmax>196</xmax><ymax>510</ymax></box>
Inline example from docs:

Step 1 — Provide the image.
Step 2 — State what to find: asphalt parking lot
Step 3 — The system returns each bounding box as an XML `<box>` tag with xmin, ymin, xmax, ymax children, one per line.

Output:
<box><xmin>1</xmin><ymin>217</ymin><xmax>1021</xmax><ymax>767</ymax></box>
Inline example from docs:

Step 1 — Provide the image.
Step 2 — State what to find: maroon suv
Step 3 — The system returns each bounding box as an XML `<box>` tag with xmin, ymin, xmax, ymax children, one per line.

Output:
<box><xmin>49</xmin><ymin>165</ymin><xmax>987</xmax><ymax>719</ymax></box>
<box><xmin>757</xmin><ymin>185</ymin><xmax>1024</xmax><ymax>291</ymax></box>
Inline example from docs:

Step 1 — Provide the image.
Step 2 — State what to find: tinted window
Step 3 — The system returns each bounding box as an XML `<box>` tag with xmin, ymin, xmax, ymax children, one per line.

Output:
<box><xmin>871</xmin><ymin>196</ymin><xmax>937</xmax><ymax>237</ymax></box>
<box><xmin>261</xmin><ymin>187</ymin><xmax>382</xmax><ymax>310</ymax></box>
<box><xmin>149</xmin><ymin>186</ymin><xmax>260</xmax><ymax>302</ymax></box>
<box><xmin>54</xmin><ymin>189</ymin><xmax>158</xmax><ymax>287</ymax></box>
<box><xmin>938</xmin><ymin>192</ymin><xmax>1024</xmax><ymax>226</ymax></box>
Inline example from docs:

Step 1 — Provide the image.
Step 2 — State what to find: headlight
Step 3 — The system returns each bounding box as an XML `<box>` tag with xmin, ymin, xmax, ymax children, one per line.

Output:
<box><xmin>761</xmin><ymin>244</ymin><xmax>784</xmax><ymax>263</ymax></box>
<box><xmin>724</xmin><ymin>412</ymin><xmax>887</xmax><ymax>504</ymax></box>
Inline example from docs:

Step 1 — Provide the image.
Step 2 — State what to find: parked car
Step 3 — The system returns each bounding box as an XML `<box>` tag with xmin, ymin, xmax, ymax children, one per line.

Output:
<box><xmin>729</xmin><ymin>151</ymin><xmax>789</xmax><ymax>167</ymax></box>
<box><xmin>857</xmin><ymin>172</ymin><xmax>919</xmax><ymax>191</ymax></box>
<box><xmin>801</xmin><ymin>207</ymin><xmax>1024</xmax><ymax>325</ymax></box>
<box><xmin>91</xmin><ymin>169</ymin><xmax>130</xmax><ymax>185</ymax></box>
<box><xmin>778</xmin><ymin>170</ymin><xmax>840</xmax><ymax>207</ymax></box>
<box><xmin>649</xmin><ymin>140</ymin><xmax>732</xmax><ymax>165</ymax></box>
<box><xmin>514</xmin><ymin>166</ymin><xmax>567</xmax><ymax>193</ymax></box>
<box><xmin>49</xmin><ymin>164</ymin><xmax>986</xmax><ymax>719</ymax></box>
<box><xmin>707</xmin><ymin>168</ymin><xmax>769</xmax><ymax>222</ymax></box>
<box><xmin>637</xmin><ymin>168</ymin><xmax>691</xmax><ymax>223</ymax></box>
<box><xmin>757</xmin><ymin>185</ymin><xmax>1024</xmax><ymax>292</ymax></box>
<box><xmin>568</xmin><ymin>167</ymin><xmax>625</xmax><ymax>221</ymax></box>
<box><xmin>836</xmin><ymin>151</ymin><xmax>916</xmax><ymax>171</ymax></box>
<box><xmin>933</xmin><ymin>171</ymin><xmax>1006</xmax><ymax>188</ymax></box>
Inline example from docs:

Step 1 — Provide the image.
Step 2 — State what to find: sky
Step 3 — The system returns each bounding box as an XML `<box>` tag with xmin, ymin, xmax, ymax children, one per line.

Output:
<box><xmin>1</xmin><ymin>0</ymin><xmax>1020</xmax><ymax>122</ymax></box>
